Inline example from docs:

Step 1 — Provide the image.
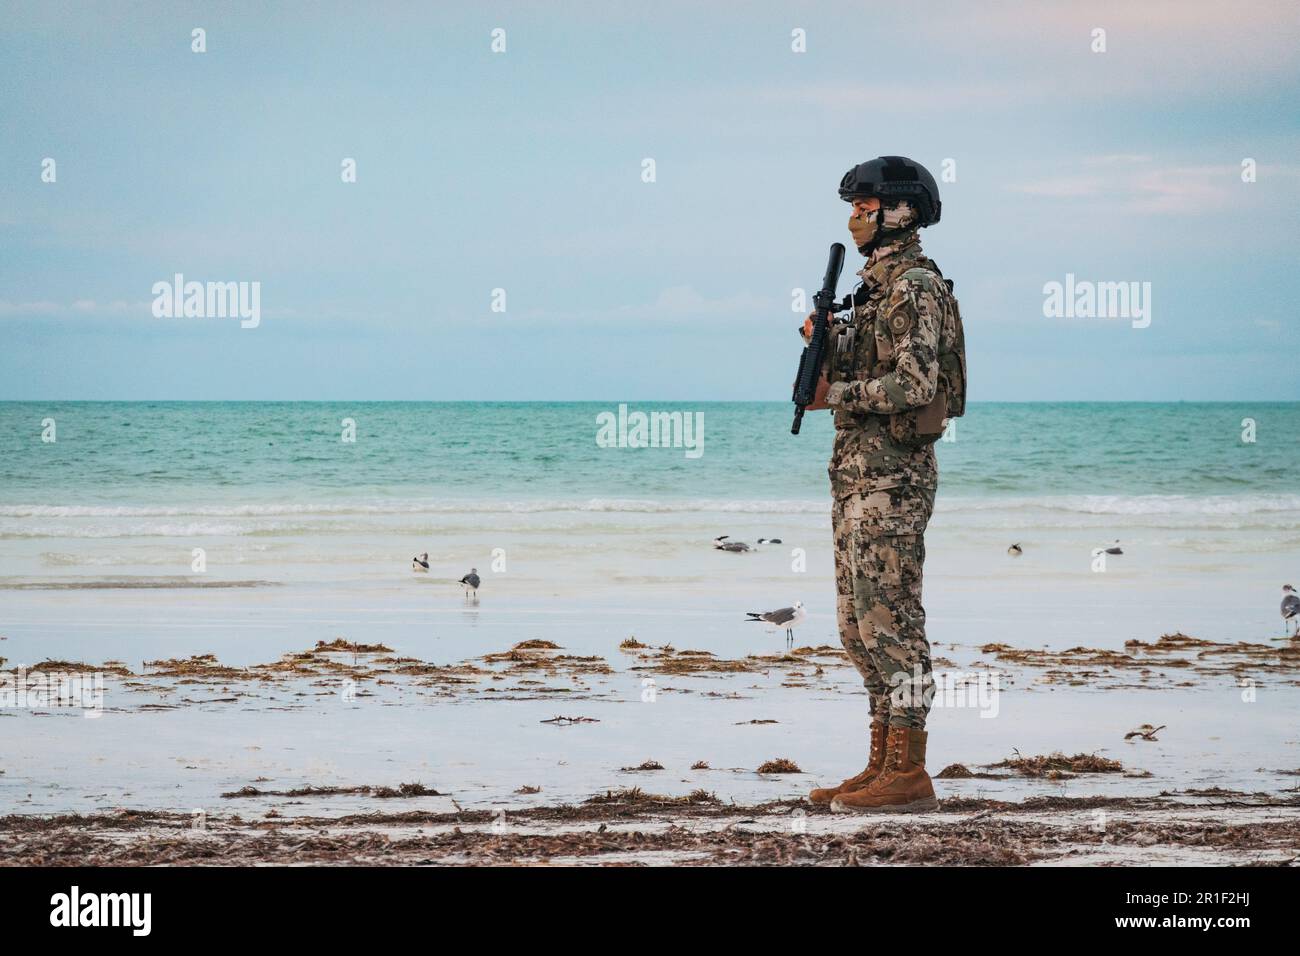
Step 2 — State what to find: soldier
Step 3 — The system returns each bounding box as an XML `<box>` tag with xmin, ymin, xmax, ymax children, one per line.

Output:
<box><xmin>802</xmin><ymin>156</ymin><xmax>967</xmax><ymax>813</ymax></box>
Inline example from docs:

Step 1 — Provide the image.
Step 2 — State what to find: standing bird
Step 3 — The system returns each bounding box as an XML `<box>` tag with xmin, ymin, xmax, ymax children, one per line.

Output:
<box><xmin>714</xmin><ymin>535</ymin><xmax>752</xmax><ymax>553</ymax></box>
<box><xmin>412</xmin><ymin>552</ymin><xmax>430</xmax><ymax>572</ymax></box>
<box><xmin>1282</xmin><ymin>585</ymin><xmax>1300</xmax><ymax>636</ymax></box>
<box><xmin>459</xmin><ymin>568</ymin><xmax>481</xmax><ymax>603</ymax></box>
<box><xmin>746</xmin><ymin>601</ymin><xmax>806</xmax><ymax>647</ymax></box>
<box><xmin>1007</xmin><ymin>543</ymin><xmax>1022</xmax><ymax>557</ymax></box>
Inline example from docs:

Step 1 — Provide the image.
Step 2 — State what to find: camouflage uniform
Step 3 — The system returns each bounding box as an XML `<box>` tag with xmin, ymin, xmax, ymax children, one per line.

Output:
<box><xmin>825</xmin><ymin>230</ymin><xmax>954</xmax><ymax>730</ymax></box>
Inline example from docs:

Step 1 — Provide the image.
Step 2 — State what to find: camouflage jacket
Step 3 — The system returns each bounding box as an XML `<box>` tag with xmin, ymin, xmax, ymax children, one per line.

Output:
<box><xmin>825</xmin><ymin>232</ymin><xmax>951</xmax><ymax>499</ymax></box>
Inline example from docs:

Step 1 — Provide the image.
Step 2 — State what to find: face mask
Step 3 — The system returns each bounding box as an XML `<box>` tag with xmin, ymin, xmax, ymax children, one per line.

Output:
<box><xmin>848</xmin><ymin>201</ymin><xmax>918</xmax><ymax>255</ymax></box>
<box><xmin>848</xmin><ymin>208</ymin><xmax>880</xmax><ymax>254</ymax></box>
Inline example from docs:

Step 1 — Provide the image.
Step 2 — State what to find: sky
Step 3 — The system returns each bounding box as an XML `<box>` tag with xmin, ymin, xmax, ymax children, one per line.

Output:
<box><xmin>2</xmin><ymin>0</ymin><xmax>1298</xmax><ymax>401</ymax></box>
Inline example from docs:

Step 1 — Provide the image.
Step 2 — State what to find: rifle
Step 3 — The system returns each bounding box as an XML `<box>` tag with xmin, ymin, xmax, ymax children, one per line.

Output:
<box><xmin>790</xmin><ymin>242</ymin><xmax>845</xmax><ymax>435</ymax></box>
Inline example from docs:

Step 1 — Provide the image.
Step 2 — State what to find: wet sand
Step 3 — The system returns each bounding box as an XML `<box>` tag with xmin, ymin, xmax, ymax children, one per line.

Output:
<box><xmin>6</xmin><ymin>794</ymin><xmax>1298</xmax><ymax>867</ymax></box>
<box><xmin>3</xmin><ymin>633</ymin><xmax>1299</xmax><ymax>865</ymax></box>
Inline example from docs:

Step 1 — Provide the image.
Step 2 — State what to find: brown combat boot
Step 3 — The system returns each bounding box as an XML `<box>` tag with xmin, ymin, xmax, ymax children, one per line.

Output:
<box><xmin>808</xmin><ymin>721</ymin><xmax>888</xmax><ymax>805</ymax></box>
<box><xmin>830</xmin><ymin>725</ymin><xmax>937</xmax><ymax>813</ymax></box>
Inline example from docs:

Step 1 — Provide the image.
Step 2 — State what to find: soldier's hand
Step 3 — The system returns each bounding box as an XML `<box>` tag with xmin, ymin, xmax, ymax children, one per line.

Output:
<box><xmin>803</xmin><ymin>374</ymin><xmax>832</xmax><ymax>411</ymax></box>
<box><xmin>798</xmin><ymin>310</ymin><xmax>816</xmax><ymax>344</ymax></box>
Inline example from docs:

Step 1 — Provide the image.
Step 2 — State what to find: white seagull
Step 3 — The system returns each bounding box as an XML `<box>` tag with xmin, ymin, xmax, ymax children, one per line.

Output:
<box><xmin>1282</xmin><ymin>585</ymin><xmax>1299</xmax><ymax>636</ymax></box>
<box><xmin>714</xmin><ymin>535</ymin><xmax>752</xmax><ymax>553</ymax></box>
<box><xmin>459</xmin><ymin>568</ymin><xmax>481</xmax><ymax>603</ymax></box>
<box><xmin>412</xmin><ymin>552</ymin><xmax>430</xmax><ymax>572</ymax></box>
<box><xmin>746</xmin><ymin>601</ymin><xmax>806</xmax><ymax>647</ymax></box>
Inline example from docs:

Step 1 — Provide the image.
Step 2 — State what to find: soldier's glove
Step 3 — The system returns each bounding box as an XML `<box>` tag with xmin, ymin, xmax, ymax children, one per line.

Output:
<box><xmin>798</xmin><ymin>311</ymin><xmax>816</xmax><ymax>345</ymax></box>
<box><xmin>793</xmin><ymin>373</ymin><xmax>833</xmax><ymax>412</ymax></box>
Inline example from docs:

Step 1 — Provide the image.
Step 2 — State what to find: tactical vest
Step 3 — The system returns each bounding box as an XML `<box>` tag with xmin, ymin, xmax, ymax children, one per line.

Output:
<box><xmin>832</xmin><ymin>256</ymin><xmax>967</xmax><ymax>448</ymax></box>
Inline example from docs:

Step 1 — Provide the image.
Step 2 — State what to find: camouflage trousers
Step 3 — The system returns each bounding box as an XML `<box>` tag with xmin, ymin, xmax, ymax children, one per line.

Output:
<box><xmin>832</xmin><ymin>485</ymin><xmax>936</xmax><ymax>729</ymax></box>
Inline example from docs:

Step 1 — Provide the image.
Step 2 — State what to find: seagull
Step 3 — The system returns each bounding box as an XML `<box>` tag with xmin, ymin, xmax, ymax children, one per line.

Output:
<box><xmin>1007</xmin><ymin>543</ymin><xmax>1022</xmax><ymax>557</ymax></box>
<box><xmin>459</xmin><ymin>568</ymin><xmax>481</xmax><ymax>603</ymax></box>
<box><xmin>412</xmin><ymin>552</ymin><xmax>430</xmax><ymax>572</ymax></box>
<box><xmin>1282</xmin><ymin>585</ymin><xmax>1300</xmax><ymax>636</ymax></box>
<box><xmin>1104</xmin><ymin>540</ymin><xmax>1123</xmax><ymax>555</ymax></box>
<box><xmin>714</xmin><ymin>535</ymin><xmax>751</xmax><ymax>553</ymax></box>
<box><xmin>746</xmin><ymin>601</ymin><xmax>806</xmax><ymax>647</ymax></box>
<box><xmin>757</xmin><ymin>537</ymin><xmax>783</xmax><ymax>545</ymax></box>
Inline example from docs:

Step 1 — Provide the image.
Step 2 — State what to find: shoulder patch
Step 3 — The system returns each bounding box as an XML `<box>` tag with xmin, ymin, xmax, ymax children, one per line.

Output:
<box><xmin>889</xmin><ymin>311</ymin><xmax>913</xmax><ymax>336</ymax></box>
<box><xmin>899</xmin><ymin>267</ymin><xmax>941</xmax><ymax>294</ymax></box>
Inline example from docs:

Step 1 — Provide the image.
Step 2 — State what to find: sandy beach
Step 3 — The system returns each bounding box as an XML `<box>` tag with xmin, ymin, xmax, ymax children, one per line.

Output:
<box><xmin>3</xmin><ymin>402</ymin><xmax>1298</xmax><ymax>866</ymax></box>
<box><xmin>4</xmin><ymin>624</ymin><xmax>1298</xmax><ymax>865</ymax></box>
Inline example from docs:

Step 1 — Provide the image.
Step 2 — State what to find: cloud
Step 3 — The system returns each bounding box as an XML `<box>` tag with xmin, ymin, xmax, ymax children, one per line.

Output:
<box><xmin>752</xmin><ymin>81</ymin><xmax>1021</xmax><ymax>113</ymax></box>
<box><xmin>746</xmin><ymin>2</ymin><xmax>1300</xmax><ymax>112</ymax></box>
<box><xmin>1015</xmin><ymin>176</ymin><xmax>1110</xmax><ymax>199</ymax></box>
<box><xmin>1081</xmin><ymin>155</ymin><xmax>1154</xmax><ymax>167</ymax></box>
<box><xmin>1127</xmin><ymin>165</ymin><xmax>1235</xmax><ymax>214</ymax></box>
<box><xmin>1010</xmin><ymin>157</ymin><xmax>1297</xmax><ymax>214</ymax></box>
<box><xmin>509</xmin><ymin>284</ymin><xmax>775</xmax><ymax>326</ymax></box>
<box><xmin>0</xmin><ymin>299</ymin><xmax>307</xmax><ymax>322</ymax></box>
<box><xmin>926</xmin><ymin>0</ymin><xmax>1300</xmax><ymax>94</ymax></box>
<box><xmin>0</xmin><ymin>299</ymin><xmax>149</xmax><ymax>317</ymax></box>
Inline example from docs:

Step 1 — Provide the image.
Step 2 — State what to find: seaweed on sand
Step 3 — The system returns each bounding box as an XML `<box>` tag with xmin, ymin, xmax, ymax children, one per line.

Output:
<box><xmin>938</xmin><ymin>751</ymin><xmax>1125</xmax><ymax>782</ymax></box>
<box><xmin>978</xmin><ymin>633</ymin><xmax>1300</xmax><ymax>687</ymax></box>
<box><xmin>220</xmin><ymin>782</ymin><xmax>440</xmax><ymax>799</ymax></box>
<box><xmin>313</xmin><ymin>638</ymin><xmax>393</xmax><ymax>654</ymax></box>
<box><xmin>624</xmin><ymin>644</ymin><xmax>841</xmax><ymax>677</ymax></box>
<box><xmin>986</xmin><ymin>751</ymin><xmax>1123</xmax><ymax>779</ymax></box>
<box><xmin>756</xmin><ymin>758</ymin><xmax>802</xmax><ymax>774</ymax></box>
<box><xmin>372</xmin><ymin>783</ymin><xmax>440</xmax><ymax>798</ymax></box>
<box><xmin>480</xmin><ymin>641</ymin><xmax>612</xmax><ymax>678</ymax></box>
<box><xmin>583</xmin><ymin>787</ymin><xmax>720</xmax><ymax>806</ymax></box>
<box><xmin>935</xmin><ymin>764</ymin><xmax>1003</xmax><ymax>780</ymax></box>
<box><xmin>11</xmin><ymin>809</ymin><xmax>1300</xmax><ymax>866</ymax></box>
<box><xmin>143</xmin><ymin>655</ymin><xmax>246</xmax><ymax>679</ymax></box>
<box><xmin>23</xmin><ymin>659</ymin><xmax>132</xmax><ymax>676</ymax></box>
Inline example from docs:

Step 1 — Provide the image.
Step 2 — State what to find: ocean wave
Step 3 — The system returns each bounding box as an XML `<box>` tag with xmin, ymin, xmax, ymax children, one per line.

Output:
<box><xmin>941</xmin><ymin>494</ymin><xmax>1300</xmax><ymax>517</ymax></box>
<box><xmin>0</xmin><ymin>522</ymin><xmax>254</xmax><ymax>539</ymax></box>
<box><xmin>0</xmin><ymin>499</ymin><xmax>830</xmax><ymax>518</ymax></box>
<box><xmin>4</xmin><ymin>493</ymin><xmax>1300</xmax><ymax>520</ymax></box>
<box><xmin>0</xmin><ymin>578</ymin><xmax>278</xmax><ymax>590</ymax></box>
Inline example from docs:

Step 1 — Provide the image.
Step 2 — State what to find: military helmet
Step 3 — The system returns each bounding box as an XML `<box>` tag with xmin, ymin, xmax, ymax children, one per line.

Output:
<box><xmin>838</xmin><ymin>156</ymin><xmax>941</xmax><ymax>225</ymax></box>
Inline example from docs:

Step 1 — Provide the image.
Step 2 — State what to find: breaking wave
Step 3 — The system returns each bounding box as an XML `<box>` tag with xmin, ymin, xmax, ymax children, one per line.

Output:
<box><xmin>3</xmin><ymin>493</ymin><xmax>1300</xmax><ymax>521</ymax></box>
